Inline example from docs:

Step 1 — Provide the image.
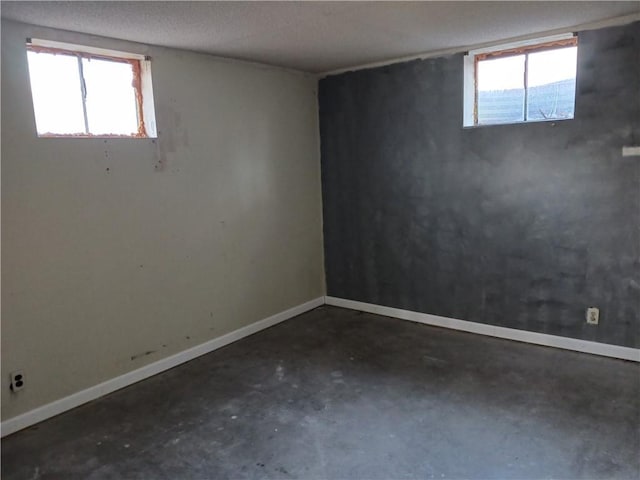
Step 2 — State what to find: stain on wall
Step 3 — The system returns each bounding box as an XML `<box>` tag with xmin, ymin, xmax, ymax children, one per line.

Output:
<box><xmin>1</xmin><ymin>19</ymin><xmax>324</xmax><ymax>421</ymax></box>
<box><xmin>319</xmin><ymin>22</ymin><xmax>640</xmax><ymax>347</ymax></box>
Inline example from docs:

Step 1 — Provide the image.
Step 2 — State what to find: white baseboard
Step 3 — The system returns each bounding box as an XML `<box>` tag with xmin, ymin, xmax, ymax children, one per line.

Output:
<box><xmin>3</xmin><ymin>295</ymin><xmax>637</xmax><ymax>437</ymax></box>
<box><xmin>0</xmin><ymin>297</ymin><xmax>324</xmax><ymax>438</ymax></box>
<box><xmin>325</xmin><ymin>296</ymin><xmax>640</xmax><ymax>362</ymax></box>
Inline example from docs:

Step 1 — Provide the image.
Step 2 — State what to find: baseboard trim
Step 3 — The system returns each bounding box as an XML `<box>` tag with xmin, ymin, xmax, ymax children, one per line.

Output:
<box><xmin>1</xmin><ymin>297</ymin><xmax>325</xmax><ymax>438</ymax></box>
<box><xmin>325</xmin><ymin>296</ymin><xmax>640</xmax><ymax>362</ymax></box>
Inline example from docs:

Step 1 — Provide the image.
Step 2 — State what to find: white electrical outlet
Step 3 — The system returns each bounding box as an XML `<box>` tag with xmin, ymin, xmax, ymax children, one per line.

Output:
<box><xmin>586</xmin><ymin>307</ymin><xmax>599</xmax><ymax>325</ymax></box>
<box><xmin>622</xmin><ymin>146</ymin><xmax>640</xmax><ymax>157</ymax></box>
<box><xmin>10</xmin><ymin>370</ymin><xmax>25</xmax><ymax>392</ymax></box>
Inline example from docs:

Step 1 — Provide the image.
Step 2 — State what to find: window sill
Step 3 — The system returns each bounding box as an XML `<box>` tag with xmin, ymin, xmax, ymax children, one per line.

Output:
<box><xmin>462</xmin><ymin>116</ymin><xmax>574</xmax><ymax>129</ymax></box>
<box><xmin>36</xmin><ymin>134</ymin><xmax>157</xmax><ymax>139</ymax></box>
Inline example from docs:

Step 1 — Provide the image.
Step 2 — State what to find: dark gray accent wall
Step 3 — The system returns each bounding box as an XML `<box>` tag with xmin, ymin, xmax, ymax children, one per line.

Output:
<box><xmin>319</xmin><ymin>22</ymin><xmax>640</xmax><ymax>348</ymax></box>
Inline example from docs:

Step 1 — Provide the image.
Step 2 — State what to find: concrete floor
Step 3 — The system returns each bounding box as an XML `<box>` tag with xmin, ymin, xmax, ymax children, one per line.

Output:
<box><xmin>2</xmin><ymin>306</ymin><xmax>639</xmax><ymax>479</ymax></box>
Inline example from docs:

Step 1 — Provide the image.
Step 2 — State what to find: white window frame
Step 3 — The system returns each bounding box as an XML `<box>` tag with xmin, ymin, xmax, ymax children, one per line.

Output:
<box><xmin>463</xmin><ymin>33</ymin><xmax>577</xmax><ymax>127</ymax></box>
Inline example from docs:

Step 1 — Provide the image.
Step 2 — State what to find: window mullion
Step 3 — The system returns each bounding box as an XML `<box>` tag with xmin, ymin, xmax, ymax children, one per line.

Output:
<box><xmin>523</xmin><ymin>53</ymin><xmax>529</xmax><ymax>122</ymax></box>
<box><xmin>473</xmin><ymin>56</ymin><xmax>479</xmax><ymax>125</ymax></box>
<box><xmin>77</xmin><ymin>56</ymin><xmax>90</xmax><ymax>134</ymax></box>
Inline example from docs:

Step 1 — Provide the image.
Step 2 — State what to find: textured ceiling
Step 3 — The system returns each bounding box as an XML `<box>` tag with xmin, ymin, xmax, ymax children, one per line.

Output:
<box><xmin>1</xmin><ymin>1</ymin><xmax>639</xmax><ymax>74</ymax></box>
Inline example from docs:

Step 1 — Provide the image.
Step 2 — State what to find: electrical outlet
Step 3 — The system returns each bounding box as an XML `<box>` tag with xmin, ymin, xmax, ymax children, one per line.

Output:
<box><xmin>622</xmin><ymin>146</ymin><xmax>640</xmax><ymax>157</ymax></box>
<box><xmin>10</xmin><ymin>370</ymin><xmax>25</xmax><ymax>392</ymax></box>
<box><xmin>586</xmin><ymin>307</ymin><xmax>599</xmax><ymax>325</ymax></box>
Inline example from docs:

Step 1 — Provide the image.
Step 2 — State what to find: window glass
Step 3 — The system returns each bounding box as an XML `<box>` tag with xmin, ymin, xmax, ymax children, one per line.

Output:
<box><xmin>477</xmin><ymin>55</ymin><xmax>526</xmax><ymax>125</ymax></box>
<box><xmin>526</xmin><ymin>46</ymin><xmax>577</xmax><ymax>121</ymax></box>
<box><xmin>27</xmin><ymin>51</ymin><xmax>86</xmax><ymax>135</ymax></box>
<box><xmin>82</xmin><ymin>58</ymin><xmax>138</xmax><ymax>135</ymax></box>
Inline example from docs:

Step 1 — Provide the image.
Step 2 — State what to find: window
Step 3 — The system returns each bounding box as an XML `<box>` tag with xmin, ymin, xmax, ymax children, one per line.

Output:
<box><xmin>26</xmin><ymin>39</ymin><xmax>157</xmax><ymax>137</ymax></box>
<box><xmin>463</xmin><ymin>35</ymin><xmax>577</xmax><ymax>127</ymax></box>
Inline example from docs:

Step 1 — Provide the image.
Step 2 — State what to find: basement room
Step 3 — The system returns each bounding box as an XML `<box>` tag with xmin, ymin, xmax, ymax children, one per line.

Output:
<box><xmin>1</xmin><ymin>1</ymin><xmax>639</xmax><ymax>479</ymax></box>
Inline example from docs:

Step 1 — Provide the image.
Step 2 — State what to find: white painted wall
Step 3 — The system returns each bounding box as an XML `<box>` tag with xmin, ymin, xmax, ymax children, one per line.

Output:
<box><xmin>1</xmin><ymin>20</ymin><xmax>325</xmax><ymax>421</ymax></box>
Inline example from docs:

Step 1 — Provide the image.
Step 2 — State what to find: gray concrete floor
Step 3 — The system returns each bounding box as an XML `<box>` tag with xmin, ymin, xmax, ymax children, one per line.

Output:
<box><xmin>2</xmin><ymin>305</ymin><xmax>639</xmax><ymax>479</ymax></box>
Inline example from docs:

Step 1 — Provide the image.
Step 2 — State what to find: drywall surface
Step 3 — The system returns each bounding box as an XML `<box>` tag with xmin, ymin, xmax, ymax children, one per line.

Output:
<box><xmin>2</xmin><ymin>20</ymin><xmax>324</xmax><ymax>421</ymax></box>
<box><xmin>320</xmin><ymin>22</ymin><xmax>639</xmax><ymax>348</ymax></box>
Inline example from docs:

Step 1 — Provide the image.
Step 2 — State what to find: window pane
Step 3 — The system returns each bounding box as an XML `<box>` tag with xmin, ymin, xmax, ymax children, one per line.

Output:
<box><xmin>27</xmin><ymin>51</ymin><xmax>86</xmax><ymax>135</ymax></box>
<box><xmin>526</xmin><ymin>46</ymin><xmax>577</xmax><ymax>121</ymax></box>
<box><xmin>82</xmin><ymin>58</ymin><xmax>138</xmax><ymax>135</ymax></box>
<box><xmin>477</xmin><ymin>55</ymin><xmax>526</xmax><ymax>125</ymax></box>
